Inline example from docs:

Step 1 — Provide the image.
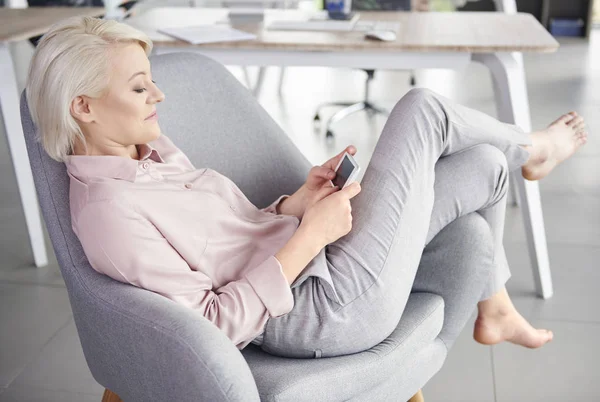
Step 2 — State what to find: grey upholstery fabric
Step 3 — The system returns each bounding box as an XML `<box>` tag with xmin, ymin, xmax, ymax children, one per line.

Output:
<box><xmin>241</xmin><ymin>293</ymin><xmax>445</xmax><ymax>402</ymax></box>
<box><xmin>21</xmin><ymin>52</ymin><xmax>447</xmax><ymax>401</ymax></box>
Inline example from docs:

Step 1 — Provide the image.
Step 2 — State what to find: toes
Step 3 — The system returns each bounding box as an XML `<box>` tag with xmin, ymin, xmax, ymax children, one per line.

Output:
<box><xmin>538</xmin><ymin>329</ymin><xmax>553</xmax><ymax>345</ymax></box>
<box><xmin>555</xmin><ymin>114</ymin><xmax>575</xmax><ymax>125</ymax></box>
<box><xmin>573</xmin><ymin>122</ymin><xmax>586</xmax><ymax>132</ymax></box>
<box><xmin>568</xmin><ymin>116</ymin><xmax>584</xmax><ymax>127</ymax></box>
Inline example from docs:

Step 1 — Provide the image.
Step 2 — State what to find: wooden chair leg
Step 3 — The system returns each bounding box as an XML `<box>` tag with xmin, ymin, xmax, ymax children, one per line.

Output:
<box><xmin>408</xmin><ymin>389</ymin><xmax>424</xmax><ymax>402</ymax></box>
<box><xmin>101</xmin><ymin>389</ymin><xmax>122</xmax><ymax>402</ymax></box>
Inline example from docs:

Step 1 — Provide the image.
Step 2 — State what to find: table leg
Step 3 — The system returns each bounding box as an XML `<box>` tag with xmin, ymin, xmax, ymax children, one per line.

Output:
<box><xmin>0</xmin><ymin>42</ymin><xmax>48</xmax><ymax>268</ymax></box>
<box><xmin>493</xmin><ymin>0</ymin><xmax>517</xmax><ymax>13</ymax></box>
<box><xmin>473</xmin><ymin>52</ymin><xmax>553</xmax><ymax>299</ymax></box>
<box><xmin>253</xmin><ymin>66</ymin><xmax>266</xmax><ymax>98</ymax></box>
<box><xmin>495</xmin><ymin>0</ymin><xmax>521</xmax><ymax>209</ymax></box>
<box><xmin>277</xmin><ymin>66</ymin><xmax>286</xmax><ymax>96</ymax></box>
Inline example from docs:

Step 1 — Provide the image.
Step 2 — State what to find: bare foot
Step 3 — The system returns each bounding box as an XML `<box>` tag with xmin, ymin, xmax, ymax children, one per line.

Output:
<box><xmin>522</xmin><ymin>112</ymin><xmax>588</xmax><ymax>181</ymax></box>
<box><xmin>473</xmin><ymin>310</ymin><xmax>553</xmax><ymax>349</ymax></box>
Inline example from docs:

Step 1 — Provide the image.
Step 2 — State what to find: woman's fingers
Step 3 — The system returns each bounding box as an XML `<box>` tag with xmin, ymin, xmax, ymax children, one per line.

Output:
<box><xmin>306</xmin><ymin>166</ymin><xmax>335</xmax><ymax>189</ymax></box>
<box><xmin>307</xmin><ymin>185</ymin><xmax>338</xmax><ymax>207</ymax></box>
<box><xmin>310</xmin><ymin>166</ymin><xmax>335</xmax><ymax>180</ymax></box>
<box><xmin>317</xmin><ymin>185</ymin><xmax>339</xmax><ymax>200</ymax></box>
<box><xmin>340</xmin><ymin>182</ymin><xmax>361</xmax><ymax>200</ymax></box>
<box><xmin>323</xmin><ymin>145</ymin><xmax>357</xmax><ymax>170</ymax></box>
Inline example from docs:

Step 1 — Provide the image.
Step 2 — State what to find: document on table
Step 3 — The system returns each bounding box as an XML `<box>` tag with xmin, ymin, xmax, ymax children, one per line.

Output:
<box><xmin>158</xmin><ymin>25</ymin><xmax>256</xmax><ymax>44</ymax></box>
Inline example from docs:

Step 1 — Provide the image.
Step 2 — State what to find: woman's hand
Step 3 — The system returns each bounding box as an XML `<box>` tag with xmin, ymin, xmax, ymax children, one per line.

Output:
<box><xmin>299</xmin><ymin>182</ymin><xmax>362</xmax><ymax>248</ymax></box>
<box><xmin>277</xmin><ymin>145</ymin><xmax>357</xmax><ymax>219</ymax></box>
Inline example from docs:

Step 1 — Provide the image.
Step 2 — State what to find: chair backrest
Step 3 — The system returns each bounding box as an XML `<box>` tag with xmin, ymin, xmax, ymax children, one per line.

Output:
<box><xmin>21</xmin><ymin>52</ymin><xmax>310</xmax><ymax>401</ymax></box>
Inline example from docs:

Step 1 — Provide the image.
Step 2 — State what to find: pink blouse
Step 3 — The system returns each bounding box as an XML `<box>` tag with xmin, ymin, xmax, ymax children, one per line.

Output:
<box><xmin>65</xmin><ymin>134</ymin><xmax>301</xmax><ymax>349</ymax></box>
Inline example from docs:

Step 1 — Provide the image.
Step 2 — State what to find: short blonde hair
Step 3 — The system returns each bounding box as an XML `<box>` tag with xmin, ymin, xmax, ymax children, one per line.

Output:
<box><xmin>26</xmin><ymin>16</ymin><xmax>153</xmax><ymax>162</ymax></box>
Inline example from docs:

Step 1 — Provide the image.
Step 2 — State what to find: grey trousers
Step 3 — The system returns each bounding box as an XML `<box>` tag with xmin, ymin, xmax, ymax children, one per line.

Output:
<box><xmin>259</xmin><ymin>88</ymin><xmax>532</xmax><ymax>358</ymax></box>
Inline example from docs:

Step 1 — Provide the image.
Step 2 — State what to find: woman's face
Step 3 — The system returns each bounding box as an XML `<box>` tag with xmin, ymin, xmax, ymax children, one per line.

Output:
<box><xmin>77</xmin><ymin>43</ymin><xmax>165</xmax><ymax>154</ymax></box>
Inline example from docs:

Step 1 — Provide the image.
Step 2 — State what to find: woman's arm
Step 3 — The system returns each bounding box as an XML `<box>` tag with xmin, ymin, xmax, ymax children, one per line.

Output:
<box><xmin>76</xmin><ymin>200</ymin><xmax>296</xmax><ymax>348</ymax></box>
<box><xmin>275</xmin><ymin>225</ymin><xmax>322</xmax><ymax>285</ymax></box>
<box><xmin>277</xmin><ymin>182</ymin><xmax>362</xmax><ymax>285</ymax></box>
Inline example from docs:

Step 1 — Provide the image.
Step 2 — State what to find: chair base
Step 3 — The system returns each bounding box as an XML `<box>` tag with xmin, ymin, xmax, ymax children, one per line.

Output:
<box><xmin>314</xmin><ymin>101</ymin><xmax>390</xmax><ymax>138</ymax></box>
<box><xmin>408</xmin><ymin>389</ymin><xmax>425</xmax><ymax>402</ymax></box>
<box><xmin>313</xmin><ymin>69</ymin><xmax>391</xmax><ymax>138</ymax></box>
<box><xmin>101</xmin><ymin>389</ymin><xmax>122</xmax><ymax>402</ymax></box>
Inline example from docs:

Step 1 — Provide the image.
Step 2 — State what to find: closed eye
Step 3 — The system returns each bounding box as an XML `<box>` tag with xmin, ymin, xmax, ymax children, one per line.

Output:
<box><xmin>133</xmin><ymin>80</ymin><xmax>156</xmax><ymax>94</ymax></box>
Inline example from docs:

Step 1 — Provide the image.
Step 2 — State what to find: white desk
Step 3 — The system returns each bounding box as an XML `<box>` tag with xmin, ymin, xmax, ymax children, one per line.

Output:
<box><xmin>128</xmin><ymin>8</ymin><xmax>558</xmax><ymax>299</ymax></box>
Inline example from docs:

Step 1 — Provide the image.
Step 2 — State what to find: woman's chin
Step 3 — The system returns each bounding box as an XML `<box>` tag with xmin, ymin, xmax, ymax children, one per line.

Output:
<box><xmin>151</xmin><ymin>132</ymin><xmax>162</xmax><ymax>142</ymax></box>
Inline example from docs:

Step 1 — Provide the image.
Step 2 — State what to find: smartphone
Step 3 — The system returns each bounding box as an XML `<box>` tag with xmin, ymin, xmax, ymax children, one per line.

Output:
<box><xmin>331</xmin><ymin>152</ymin><xmax>360</xmax><ymax>189</ymax></box>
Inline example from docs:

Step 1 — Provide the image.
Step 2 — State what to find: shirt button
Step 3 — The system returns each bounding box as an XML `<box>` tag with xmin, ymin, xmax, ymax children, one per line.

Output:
<box><xmin>142</xmin><ymin>162</ymin><xmax>149</xmax><ymax>170</ymax></box>
<box><xmin>184</xmin><ymin>183</ymin><xmax>192</xmax><ymax>189</ymax></box>
<box><xmin>230</xmin><ymin>205</ymin><xmax>236</xmax><ymax>211</ymax></box>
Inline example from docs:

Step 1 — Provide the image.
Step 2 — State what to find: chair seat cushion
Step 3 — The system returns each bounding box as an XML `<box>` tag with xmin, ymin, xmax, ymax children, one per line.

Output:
<box><xmin>241</xmin><ymin>292</ymin><xmax>445</xmax><ymax>402</ymax></box>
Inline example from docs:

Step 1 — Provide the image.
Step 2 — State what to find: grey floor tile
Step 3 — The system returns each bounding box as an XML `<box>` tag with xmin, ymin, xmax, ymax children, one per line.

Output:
<box><xmin>0</xmin><ymin>284</ymin><xmax>72</xmax><ymax>388</ymax></box>
<box><xmin>539</xmin><ymin>155</ymin><xmax>600</xmax><ymax>196</ymax></box>
<box><xmin>0</xmin><ymin>262</ymin><xmax>65</xmax><ymax>288</ymax></box>
<box><xmin>493</xmin><ymin>320</ymin><xmax>600</xmax><ymax>402</ymax></box>
<box><xmin>0</xmin><ymin>211</ymin><xmax>62</xmax><ymax>287</ymax></box>
<box><xmin>504</xmin><ymin>243</ymin><xmax>600</xmax><ymax>324</ymax></box>
<box><xmin>423</xmin><ymin>315</ymin><xmax>495</xmax><ymax>402</ymax></box>
<box><xmin>0</xmin><ymin>386</ymin><xmax>102</xmax><ymax>402</ymax></box>
<box><xmin>11</xmin><ymin>318</ymin><xmax>103</xmax><ymax>396</ymax></box>
<box><xmin>503</xmin><ymin>194</ymin><xmax>600</xmax><ymax>247</ymax></box>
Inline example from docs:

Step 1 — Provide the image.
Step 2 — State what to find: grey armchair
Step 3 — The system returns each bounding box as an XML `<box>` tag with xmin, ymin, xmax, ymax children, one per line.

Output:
<box><xmin>21</xmin><ymin>52</ymin><xmax>449</xmax><ymax>401</ymax></box>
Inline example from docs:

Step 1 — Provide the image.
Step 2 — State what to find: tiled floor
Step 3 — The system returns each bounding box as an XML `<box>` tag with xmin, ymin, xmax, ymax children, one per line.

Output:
<box><xmin>1</xmin><ymin>27</ymin><xmax>599</xmax><ymax>401</ymax></box>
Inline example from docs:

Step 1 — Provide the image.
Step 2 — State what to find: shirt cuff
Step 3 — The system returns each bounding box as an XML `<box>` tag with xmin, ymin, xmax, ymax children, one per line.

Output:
<box><xmin>261</xmin><ymin>195</ymin><xmax>290</xmax><ymax>215</ymax></box>
<box><xmin>245</xmin><ymin>256</ymin><xmax>294</xmax><ymax>317</ymax></box>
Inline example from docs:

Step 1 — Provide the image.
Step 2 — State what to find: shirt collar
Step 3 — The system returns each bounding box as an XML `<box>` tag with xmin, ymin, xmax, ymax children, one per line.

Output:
<box><xmin>64</xmin><ymin>142</ymin><xmax>165</xmax><ymax>183</ymax></box>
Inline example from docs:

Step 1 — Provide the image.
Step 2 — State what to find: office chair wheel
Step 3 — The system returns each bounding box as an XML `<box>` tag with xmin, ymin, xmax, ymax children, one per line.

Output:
<box><xmin>313</xmin><ymin>113</ymin><xmax>320</xmax><ymax>121</ymax></box>
<box><xmin>325</xmin><ymin>130</ymin><xmax>335</xmax><ymax>138</ymax></box>
<box><xmin>410</xmin><ymin>75</ymin><xmax>416</xmax><ymax>86</ymax></box>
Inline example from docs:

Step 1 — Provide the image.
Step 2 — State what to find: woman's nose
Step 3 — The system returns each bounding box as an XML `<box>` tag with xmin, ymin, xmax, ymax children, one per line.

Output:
<box><xmin>150</xmin><ymin>82</ymin><xmax>165</xmax><ymax>103</ymax></box>
<box><xmin>149</xmin><ymin>89</ymin><xmax>165</xmax><ymax>104</ymax></box>
<box><xmin>155</xmin><ymin>90</ymin><xmax>165</xmax><ymax>103</ymax></box>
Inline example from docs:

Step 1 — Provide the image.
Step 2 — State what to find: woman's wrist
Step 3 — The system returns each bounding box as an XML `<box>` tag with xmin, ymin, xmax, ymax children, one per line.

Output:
<box><xmin>276</xmin><ymin>225</ymin><xmax>323</xmax><ymax>285</ymax></box>
<box><xmin>277</xmin><ymin>187</ymin><xmax>307</xmax><ymax>218</ymax></box>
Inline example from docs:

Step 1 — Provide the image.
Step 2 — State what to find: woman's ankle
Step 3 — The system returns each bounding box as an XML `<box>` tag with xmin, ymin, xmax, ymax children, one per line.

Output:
<box><xmin>477</xmin><ymin>287</ymin><xmax>515</xmax><ymax>318</ymax></box>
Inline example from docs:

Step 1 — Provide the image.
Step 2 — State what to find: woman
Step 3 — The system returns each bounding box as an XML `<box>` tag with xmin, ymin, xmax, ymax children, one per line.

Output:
<box><xmin>27</xmin><ymin>17</ymin><xmax>587</xmax><ymax>358</ymax></box>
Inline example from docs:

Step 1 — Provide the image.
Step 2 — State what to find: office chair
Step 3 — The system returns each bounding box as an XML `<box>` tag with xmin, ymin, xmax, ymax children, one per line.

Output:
<box><xmin>313</xmin><ymin>0</ymin><xmax>412</xmax><ymax>138</ymax></box>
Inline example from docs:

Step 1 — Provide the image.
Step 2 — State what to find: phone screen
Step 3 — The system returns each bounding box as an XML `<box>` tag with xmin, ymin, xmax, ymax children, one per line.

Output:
<box><xmin>333</xmin><ymin>155</ymin><xmax>355</xmax><ymax>189</ymax></box>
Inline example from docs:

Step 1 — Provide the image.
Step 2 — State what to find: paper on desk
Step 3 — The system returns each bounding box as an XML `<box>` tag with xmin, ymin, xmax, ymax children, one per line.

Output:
<box><xmin>158</xmin><ymin>25</ymin><xmax>256</xmax><ymax>44</ymax></box>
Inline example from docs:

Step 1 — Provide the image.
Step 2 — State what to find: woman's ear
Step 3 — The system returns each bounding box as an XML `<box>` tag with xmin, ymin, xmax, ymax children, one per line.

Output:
<box><xmin>70</xmin><ymin>96</ymin><xmax>94</xmax><ymax>123</ymax></box>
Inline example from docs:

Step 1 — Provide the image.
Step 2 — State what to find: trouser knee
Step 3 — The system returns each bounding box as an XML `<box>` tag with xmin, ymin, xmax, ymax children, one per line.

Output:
<box><xmin>467</xmin><ymin>144</ymin><xmax>510</xmax><ymax>203</ymax></box>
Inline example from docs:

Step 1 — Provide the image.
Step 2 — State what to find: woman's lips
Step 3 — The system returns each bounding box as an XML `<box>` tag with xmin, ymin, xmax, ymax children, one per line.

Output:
<box><xmin>145</xmin><ymin>111</ymin><xmax>157</xmax><ymax>120</ymax></box>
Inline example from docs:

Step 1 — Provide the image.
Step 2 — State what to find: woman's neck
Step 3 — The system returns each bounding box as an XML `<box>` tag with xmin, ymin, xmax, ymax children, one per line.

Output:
<box><xmin>72</xmin><ymin>139</ymin><xmax>140</xmax><ymax>160</ymax></box>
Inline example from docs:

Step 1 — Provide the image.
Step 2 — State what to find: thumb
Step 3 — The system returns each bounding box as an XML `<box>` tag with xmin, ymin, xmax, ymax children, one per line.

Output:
<box><xmin>341</xmin><ymin>182</ymin><xmax>361</xmax><ymax>199</ymax></box>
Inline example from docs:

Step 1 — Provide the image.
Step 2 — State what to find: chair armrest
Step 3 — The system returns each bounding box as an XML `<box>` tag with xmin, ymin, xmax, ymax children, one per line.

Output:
<box><xmin>72</xmin><ymin>273</ymin><xmax>260</xmax><ymax>402</ymax></box>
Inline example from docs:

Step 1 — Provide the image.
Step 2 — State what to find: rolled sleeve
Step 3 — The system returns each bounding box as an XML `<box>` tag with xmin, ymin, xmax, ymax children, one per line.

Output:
<box><xmin>261</xmin><ymin>195</ymin><xmax>290</xmax><ymax>215</ymax></box>
<box><xmin>245</xmin><ymin>255</ymin><xmax>294</xmax><ymax>317</ymax></box>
